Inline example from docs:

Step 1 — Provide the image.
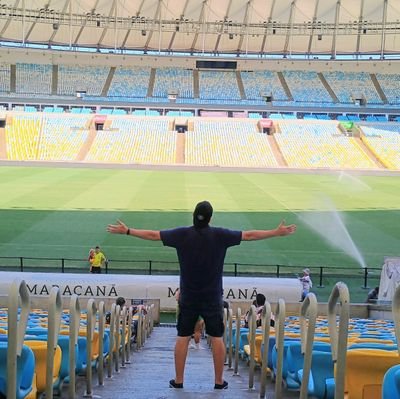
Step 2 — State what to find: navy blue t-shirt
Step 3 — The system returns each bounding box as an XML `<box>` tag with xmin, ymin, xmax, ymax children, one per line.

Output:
<box><xmin>160</xmin><ymin>226</ymin><xmax>242</xmax><ymax>304</ymax></box>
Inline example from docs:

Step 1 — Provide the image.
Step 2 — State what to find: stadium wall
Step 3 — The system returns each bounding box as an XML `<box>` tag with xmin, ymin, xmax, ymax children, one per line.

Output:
<box><xmin>0</xmin><ymin>47</ymin><xmax>399</xmax><ymax>74</ymax></box>
<box><xmin>0</xmin><ymin>271</ymin><xmax>302</xmax><ymax>311</ymax></box>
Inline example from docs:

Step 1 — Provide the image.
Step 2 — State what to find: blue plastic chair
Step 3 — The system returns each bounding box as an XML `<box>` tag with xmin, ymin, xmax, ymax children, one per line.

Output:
<box><xmin>0</xmin><ymin>342</ymin><xmax>35</xmax><ymax>399</ymax></box>
<box><xmin>298</xmin><ymin>350</ymin><xmax>335</xmax><ymax>399</ymax></box>
<box><xmin>285</xmin><ymin>341</ymin><xmax>331</xmax><ymax>389</ymax></box>
<box><xmin>383</xmin><ymin>364</ymin><xmax>400</xmax><ymax>399</ymax></box>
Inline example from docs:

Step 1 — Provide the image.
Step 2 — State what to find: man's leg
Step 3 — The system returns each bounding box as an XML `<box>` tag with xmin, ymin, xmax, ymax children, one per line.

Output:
<box><xmin>210</xmin><ymin>336</ymin><xmax>225</xmax><ymax>385</ymax></box>
<box><xmin>174</xmin><ymin>336</ymin><xmax>191</xmax><ymax>384</ymax></box>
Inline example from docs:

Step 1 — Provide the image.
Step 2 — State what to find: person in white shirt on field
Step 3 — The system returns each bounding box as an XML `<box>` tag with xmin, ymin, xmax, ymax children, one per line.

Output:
<box><xmin>300</xmin><ymin>268</ymin><xmax>312</xmax><ymax>301</ymax></box>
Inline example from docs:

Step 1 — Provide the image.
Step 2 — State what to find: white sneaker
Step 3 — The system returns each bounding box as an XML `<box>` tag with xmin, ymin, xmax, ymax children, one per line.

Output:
<box><xmin>189</xmin><ymin>342</ymin><xmax>196</xmax><ymax>349</ymax></box>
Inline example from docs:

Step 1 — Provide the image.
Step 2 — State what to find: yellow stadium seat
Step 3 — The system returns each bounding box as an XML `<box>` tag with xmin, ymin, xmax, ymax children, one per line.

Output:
<box><xmin>345</xmin><ymin>349</ymin><xmax>400</xmax><ymax>399</ymax></box>
<box><xmin>24</xmin><ymin>340</ymin><xmax>62</xmax><ymax>393</ymax></box>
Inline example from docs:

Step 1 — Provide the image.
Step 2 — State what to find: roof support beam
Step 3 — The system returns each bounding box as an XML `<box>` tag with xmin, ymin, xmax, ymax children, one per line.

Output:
<box><xmin>73</xmin><ymin>0</ymin><xmax>100</xmax><ymax>46</ymax></box>
<box><xmin>260</xmin><ymin>0</ymin><xmax>276</xmax><ymax>55</ymax></box>
<box><xmin>144</xmin><ymin>0</ymin><xmax>162</xmax><ymax>51</ymax></box>
<box><xmin>97</xmin><ymin>0</ymin><xmax>117</xmax><ymax>49</ymax></box>
<box><xmin>120</xmin><ymin>0</ymin><xmax>146</xmax><ymax>49</ymax></box>
<box><xmin>213</xmin><ymin>0</ymin><xmax>233</xmax><ymax>54</ymax></box>
<box><xmin>237</xmin><ymin>0</ymin><xmax>253</xmax><ymax>54</ymax></box>
<box><xmin>49</xmin><ymin>0</ymin><xmax>71</xmax><ymax>44</ymax></box>
<box><xmin>307</xmin><ymin>0</ymin><xmax>320</xmax><ymax>57</ymax></box>
<box><xmin>330</xmin><ymin>0</ymin><xmax>341</xmax><ymax>59</ymax></box>
<box><xmin>380</xmin><ymin>0</ymin><xmax>388</xmax><ymax>59</ymax></box>
<box><xmin>355</xmin><ymin>0</ymin><xmax>365</xmax><ymax>59</ymax></box>
<box><xmin>190</xmin><ymin>0</ymin><xmax>208</xmax><ymax>54</ymax></box>
<box><xmin>283</xmin><ymin>0</ymin><xmax>296</xmax><ymax>57</ymax></box>
<box><xmin>167</xmin><ymin>0</ymin><xmax>190</xmax><ymax>52</ymax></box>
<box><xmin>0</xmin><ymin>0</ymin><xmax>21</xmax><ymax>39</ymax></box>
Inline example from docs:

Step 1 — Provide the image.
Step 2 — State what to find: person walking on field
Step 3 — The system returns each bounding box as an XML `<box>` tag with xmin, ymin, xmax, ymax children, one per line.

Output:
<box><xmin>107</xmin><ymin>200</ymin><xmax>296</xmax><ymax>390</ymax></box>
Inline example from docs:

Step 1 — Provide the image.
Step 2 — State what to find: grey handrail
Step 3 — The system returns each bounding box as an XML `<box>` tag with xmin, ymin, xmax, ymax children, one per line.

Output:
<box><xmin>392</xmin><ymin>284</ymin><xmax>400</xmax><ymax>356</ymax></box>
<box><xmin>114</xmin><ymin>304</ymin><xmax>121</xmax><ymax>372</ymax></box>
<box><xmin>259</xmin><ymin>301</ymin><xmax>272</xmax><ymax>399</ymax></box>
<box><xmin>141</xmin><ymin>306</ymin><xmax>147</xmax><ymax>345</ymax></box>
<box><xmin>223</xmin><ymin>307</ymin><xmax>228</xmax><ymax>364</ymax></box>
<box><xmin>120</xmin><ymin>305</ymin><xmax>127</xmax><ymax>368</ymax></box>
<box><xmin>137</xmin><ymin>309</ymin><xmax>143</xmax><ymax>349</ymax></box>
<box><xmin>84</xmin><ymin>299</ymin><xmax>97</xmax><ymax>396</ymax></box>
<box><xmin>97</xmin><ymin>301</ymin><xmax>105</xmax><ymax>386</ymax></box>
<box><xmin>274</xmin><ymin>298</ymin><xmax>286</xmax><ymax>399</ymax></box>
<box><xmin>228</xmin><ymin>308</ymin><xmax>233</xmax><ymax>370</ymax></box>
<box><xmin>68</xmin><ymin>294</ymin><xmax>80</xmax><ymax>399</ymax></box>
<box><xmin>107</xmin><ymin>303</ymin><xmax>116</xmax><ymax>378</ymax></box>
<box><xmin>45</xmin><ymin>287</ymin><xmax>62</xmax><ymax>399</ymax></box>
<box><xmin>149</xmin><ymin>304</ymin><xmax>155</xmax><ymax>333</ymax></box>
<box><xmin>299</xmin><ymin>293</ymin><xmax>318</xmax><ymax>399</ymax></box>
<box><xmin>7</xmin><ymin>279</ymin><xmax>30</xmax><ymax>399</ymax></box>
<box><xmin>327</xmin><ymin>282</ymin><xmax>350</xmax><ymax>399</ymax></box>
<box><xmin>248</xmin><ymin>304</ymin><xmax>257</xmax><ymax>390</ymax></box>
<box><xmin>233</xmin><ymin>307</ymin><xmax>241</xmax><ymax>376</ymax></box>
<box><xmin>126</xmin><ymin>305</ymin><xmax>133</xmax><ymax>364</ymax></box>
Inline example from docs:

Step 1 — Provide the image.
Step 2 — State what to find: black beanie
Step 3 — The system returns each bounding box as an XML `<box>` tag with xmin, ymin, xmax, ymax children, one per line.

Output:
<box><xmin>193</xmin><ymin>201</ymin><xmax>213</xmax><ymax>228</ymax></box>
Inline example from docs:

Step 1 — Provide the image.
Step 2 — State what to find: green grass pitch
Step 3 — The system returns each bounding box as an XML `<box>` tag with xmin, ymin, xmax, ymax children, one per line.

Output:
<box><xmin>0</xmin><ymin>165</ymin><xmax>399</xmax><ymax>301</ymax></box>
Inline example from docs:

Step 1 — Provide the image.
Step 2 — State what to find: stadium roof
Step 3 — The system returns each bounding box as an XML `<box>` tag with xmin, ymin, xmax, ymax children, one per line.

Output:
<box><xmin>0</xmin><ymin>0</ymin><xmax>399</xmax><ymax>57</ymax></box>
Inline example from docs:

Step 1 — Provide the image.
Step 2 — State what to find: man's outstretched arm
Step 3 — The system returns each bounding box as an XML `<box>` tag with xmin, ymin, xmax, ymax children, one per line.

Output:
<box><xmin>242</xmin><ymin>221</ymin><xmax>296</xmax><ymax>241</ymax></box>
<box><xmin>107</xmin><ymin>220</ymin><xmax>161</xmax><ymax>241</ymax></box>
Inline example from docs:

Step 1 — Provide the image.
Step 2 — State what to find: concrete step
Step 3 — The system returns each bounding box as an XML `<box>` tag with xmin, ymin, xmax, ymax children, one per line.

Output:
<box><xmin>318</xmin><ymin>72</ymin><xmax>339</xmax><ymax>103</ymax></box>
<box><xmin>277</xmin><ymin>72</ymin><xmax>293</xmax><ymax>101</ymax></box>
<box><xmin>370</xmin><ymin>73</ymin><xmax>388</xmax><ymax>104</ymax></box>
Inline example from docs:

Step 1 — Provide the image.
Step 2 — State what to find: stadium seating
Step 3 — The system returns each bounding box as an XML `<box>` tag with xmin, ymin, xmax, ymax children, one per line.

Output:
<box><xmin>199</xmin><ymin>71</ymin><xmax>241</xmax><ymax>100</ymax></box>
<box><xmin>375</xmin><ymin>74</ymin><xmax>400</xmax><ymax>104</ymax></box>
<box><xmin>283</xmin><ymin>70</ymin><xmax>332</xmax><ymax>103</ymax></box>
<box><xmin>275</xmin><ymin>121</ymin><xmax>377</xmax><ymax>169</ymax></box>
<box><xmin>85</xmin><ymin>117</ymin><xmax>176</xmax><ymax>164</ymax></box>
<box><xmin>323</xmin><ymin>72</ymin><xmax>382</xmax><ymax>104</ymax></box>
<box><xmin>5</xmin><ymin>115</ymin><xmax>42</xmax><ymax>160</ymax></box>
<box><xmin>345</xmin><ymin>349</ymin><xmax>400</xmax><ymax>399</ymax></box>
<box><xmin>360</xmin><ymin>123</ymin><xmax>400</xmax><ymax>169</ymax></box>
<box><xmin>37</xmin><ymin>115</ymin><xmax>90</xmax><ymax>161</ymax></box>
<box><xmin>58</xmin><ymin>65</ymin><xmax>109</xmax><ymax>96</ymax></box>
<box><xmin>241</xmin><ymin>70</ymin><xmax>287</xmax><ymax>101</ymax></box>
<box><xmin>0</xmin><ymin>63</ymin><xmax>10</xmax><ymax>93</ymax></box>
<box><xmin>185</xmin><ymin>119</ymin><xmax>277</xmax><ymax>167</ymax></box>
<box><xmin>382</xmin><ymin>364</ymin><xmax>400</xmax><ymax>399</ymax></box>
<box><xmin>16</xmin><ymin>63</ymin><xmax>52</xmax><ymax>95</ymax></box>
<box><xmin>108</xmin><ymin>67</ymin><xmax>151</xmax><ymax>98</ymax></box>
<box><xmin>153</xmin><ymin>68</ymin><xmax>193</xmax><ymax>98</ymax></box>
<box><xmin>0</xmin><ymin>342</ymin><xmax>35</xmax><ymax>399</ymax></box>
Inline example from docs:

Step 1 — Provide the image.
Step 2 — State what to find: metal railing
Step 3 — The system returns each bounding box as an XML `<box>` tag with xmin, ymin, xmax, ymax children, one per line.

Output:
<box><xmin>0</xmin><ymin>256</ymin><xmax>380</xmax><ymax>289</ymax></box>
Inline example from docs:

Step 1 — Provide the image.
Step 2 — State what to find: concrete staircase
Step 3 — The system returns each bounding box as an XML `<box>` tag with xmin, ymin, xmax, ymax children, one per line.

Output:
<box><xmin>147</xmin><ymin>68</ymin><xmax>156</xmax><ymax>97</ymax></box>
<box><xmin>52</xmin><ymin>65</ymin><xmax>58</xmax><ymax>95</ymax></box>
<box><xmin>10</xmin><ymin>64</ymin><xmax>16</xmax><ymax>93</ymax></box>
<box><xmin>318</xmin><ymin>72</ymin><xmax>339</xmax><ymax>103</ymax></box>
<box><xmin>267</xmin><ymin>134</ymin><xmax>287</xmax><ymax>167</ymax></box>
<box><xmin>75</xmin><ymin>129</ymin><xmax>97</xmax><ymax>161</ymax></box>
<box><xmin>0</xmin><ymin>128</ymin><xmax>7</xmax><ymax>159</ymax></box>
<box><xmin>101</xmin><ymin>67</ymin><xmax>116</xmax><ymax>97</ymax></box>
<box><xmin>175</xmin><ymin>133</ymin><xmax>185</xmax><ymax>164</ymax></box>
<box><xmin>370</xmin><ymin>74</ymin><xmax>388</xmax><ymax>104</ymax></box>
<box><xmin>277</xmin><ymin>72</ymin><xmax>293</xmax><ymax>101</ymax></box>
<box><xmin>236</xmin><ymin>71</ymin><xmax>246</xmax><ymax>100</ymax></box>
<box><xmin>193</xmin><ymin>69</ymin><xmax>199</xmax><ymax>98</ymax></box>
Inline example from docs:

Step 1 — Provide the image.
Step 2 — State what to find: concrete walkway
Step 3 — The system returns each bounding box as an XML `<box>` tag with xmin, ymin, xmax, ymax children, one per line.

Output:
<box><xmin>74</xmin><ymin>326</ymin><xmax>299</xmax><ymax>399</ymax></box>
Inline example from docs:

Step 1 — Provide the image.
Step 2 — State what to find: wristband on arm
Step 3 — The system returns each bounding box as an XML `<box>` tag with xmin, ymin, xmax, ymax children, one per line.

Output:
<box><xmin>126</xmin><ymin>228</ymin><xmax>130</xmax><ymax>235</ymax></box>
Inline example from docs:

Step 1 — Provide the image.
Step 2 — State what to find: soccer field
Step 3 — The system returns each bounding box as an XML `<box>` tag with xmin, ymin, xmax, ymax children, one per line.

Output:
<box><xmin>0</xmin><ymin>165</ymin><xmax>398</xmax><ymax>273</ymax></box>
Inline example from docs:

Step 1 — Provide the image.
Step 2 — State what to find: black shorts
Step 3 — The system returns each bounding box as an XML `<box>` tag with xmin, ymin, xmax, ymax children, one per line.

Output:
<box><xmin>177</xmin><ymin>301</ymin><xmax>224</xmax><ymax>338</ymax></box>
<box><xmin>91</xmin><ymin>267</ymin><xmax>101</xmax><ymax>274</ymax></box>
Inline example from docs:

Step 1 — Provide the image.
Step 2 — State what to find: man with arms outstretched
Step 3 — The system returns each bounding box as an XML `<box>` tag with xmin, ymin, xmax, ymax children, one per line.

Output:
<box><xmin>107</xmin><ymin>200</ymin><xmax>296</xmax><ymax>390</ymax></box>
